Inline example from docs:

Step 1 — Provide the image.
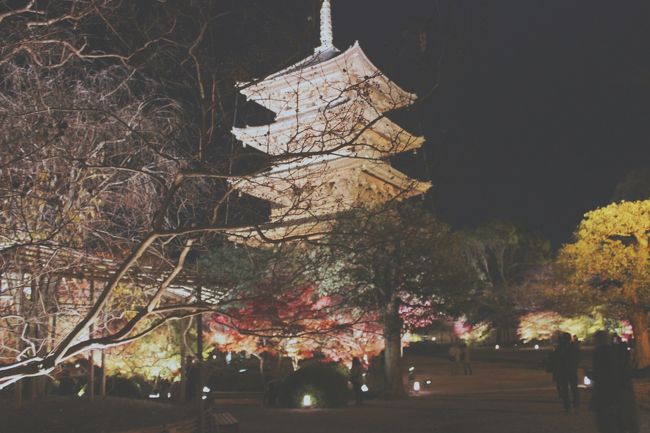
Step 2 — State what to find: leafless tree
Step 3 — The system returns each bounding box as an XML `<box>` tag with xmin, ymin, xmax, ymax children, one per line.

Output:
<box><xmin>0</xmin><ymin>0</ymin><xmax>427</xmax><ymax>393</ymax></box>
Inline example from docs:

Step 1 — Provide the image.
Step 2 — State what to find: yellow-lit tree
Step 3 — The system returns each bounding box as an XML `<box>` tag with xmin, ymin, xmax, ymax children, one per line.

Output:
<box><xmin>558</xmin><ymin>200</ymin><xmax>650</xmax><ymax>368</ymax></box>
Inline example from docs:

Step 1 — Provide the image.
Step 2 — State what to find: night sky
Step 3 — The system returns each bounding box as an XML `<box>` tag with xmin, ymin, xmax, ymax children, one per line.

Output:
<box><xmin>316</xmin><ymin>0</ymin><xmax>650</xmax><ymax>247</ymax></box>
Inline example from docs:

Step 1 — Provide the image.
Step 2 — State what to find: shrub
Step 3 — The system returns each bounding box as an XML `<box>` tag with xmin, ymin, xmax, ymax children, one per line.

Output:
<box><xmin>105</xmin><ymin>376</ymin><xmax>151</xmax><ymax>399</ymax></box>
<box><xmin>278</xmin><ymin>362</ymin><xmax>348</xmax><ymax>408</ymax></box>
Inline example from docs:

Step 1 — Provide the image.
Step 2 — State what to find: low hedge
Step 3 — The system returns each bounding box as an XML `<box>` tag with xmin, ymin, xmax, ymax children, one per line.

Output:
<box><xmin>278</xmin><ymin>362</ymin><xmax>348</xmax><ymax>408</ymax></box>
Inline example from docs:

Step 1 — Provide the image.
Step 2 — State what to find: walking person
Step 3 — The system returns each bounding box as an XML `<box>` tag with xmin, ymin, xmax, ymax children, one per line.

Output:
<box><xmin>448</xmin><ymin>342</ymin><xmax>461</xmax><ymax>375</ymax></box>
<box><xmin>551</xmin><ymin>332</ymin><xmax>580</xmax><ymax>413</ymax></box>
<box><xmin>461</xmin><ymin>343</ymin><xmax>472</xmax><ymax>375</ymax></box>
<box><xmin>349</xmin><ymin>357</ymin><xmax>365</xmax><ymax>406</ymax></box>
<box><xmin>590</xmin><ymin>330</ymin><xmax>639</xmax><ymax>433</ymax></box>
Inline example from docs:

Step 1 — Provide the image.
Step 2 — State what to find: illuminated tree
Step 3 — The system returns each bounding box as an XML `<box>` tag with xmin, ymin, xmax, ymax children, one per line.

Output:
<box><xmin>462</xmin><ymin>221</ymin><xmax>550</xmax><ymax>343</ymax></box>
<box><xmin>557</xmin><ymin>200</ymin><xmax>650</xmax><ymax>368</ymax></box>
<box><xmin>198</xmin><ymin>244</ymin><xmax>383</xmax><ymax>367</ymax></box>
<box><xmin>319</xmin><ymin>203</ymin><xmax>471</xmax><ymax>398</ymax></box>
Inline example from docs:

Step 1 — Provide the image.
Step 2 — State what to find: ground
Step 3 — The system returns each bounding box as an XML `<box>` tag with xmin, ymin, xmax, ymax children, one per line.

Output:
<box><xmin>2</xmin><ymin>348</ymin><xmax>648</xmax><ymax>433</ymax></box>
<box><xmin>228</xmin><ymin>348</ymin><xmax>650</xmax><ymax>433</ymax></box>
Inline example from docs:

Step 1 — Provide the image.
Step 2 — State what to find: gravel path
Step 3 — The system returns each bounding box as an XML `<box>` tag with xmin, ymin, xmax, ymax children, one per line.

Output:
<box><xmin>227</xmin><ymin>352</ymin><xmax>650</xmax><ymax>433</ymax></box>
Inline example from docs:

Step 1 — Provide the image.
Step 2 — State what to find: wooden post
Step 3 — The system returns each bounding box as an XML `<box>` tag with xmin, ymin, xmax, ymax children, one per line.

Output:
<box><xmin>88</xmin><ymin>279</ymin><xmax>95</xmax><ymax>400</ymax></box>
<box><xmin>179</xmin><ymin>317</ymin><xmax>189</xmax><ymax>403</ymax></box>
<box><xmin>100</xmin><ymin>350</ymin><xmax>107</xmax><ymax>397</ymax></box>
<box><xmin>196</xmin><ymin>286</ymin><xmax>205</xmax><ymax>433</ymax></box>
<box><xmin>14</xmin><ymin>275</ymin><xmax>23</xmax><ymax>409</ymax></box>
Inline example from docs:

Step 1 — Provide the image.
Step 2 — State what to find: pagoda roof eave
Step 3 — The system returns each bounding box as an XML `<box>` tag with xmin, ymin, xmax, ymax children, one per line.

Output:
<box><xmin>239</xmin><ymin>41</ymin><xmax>417</xmax><ymax>110</ymax></box>
<box><xmin>233</xmin><ymin>157</ymin><xmax>431</xmax><ymax>204</ymax></box>
<box><xmin>231</xmin><ymin>119</ymin><xmax>425</xmax><ymax>157</ymax></box>
<box><xmin>360</xmin><ymin>164</ymin><xmax>432</xmax><ymax>196</ymax></box>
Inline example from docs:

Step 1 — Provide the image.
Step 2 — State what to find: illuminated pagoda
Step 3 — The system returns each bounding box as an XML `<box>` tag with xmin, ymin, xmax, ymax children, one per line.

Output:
<box><xmin>231</xmin><ymin>0</ymin><xmax>431</xmax><ymax>243</ymax></box>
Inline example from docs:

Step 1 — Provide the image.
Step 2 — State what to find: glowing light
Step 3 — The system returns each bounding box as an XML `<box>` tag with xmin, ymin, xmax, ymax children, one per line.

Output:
<box><xmin>534</xmin><ymin>344</ymin><xmax>540</xmax><ymax>350</ymax></box>
<box><xmin>75</xmin><ymin>363</ymin><xmax>81</xmax><ymax>368</ymax></box>
<box><xmin>167</xmin><ymin>392</ymin><xmax>171</xmax><ymax>398</ymax></box>
<box><xmin>495</xmin><ymin>344</ymin><xmax>500</xmax><ymax>350</ymax></box>
<box><xmin>212</xmin><ymin>354</ymin><xmax>217</xmax><ymax>360</ymax></box>
<box><xmin>584</xmin><ymin>376</ymin><xmax>591</xmax><ymax>386</ymax></box>
<box><xmin>225</xmin><ymin>352</ymin><xmax>232</xmax><ymax>365</ymax></box>
<box><xmin>426</xmin><ymin>380</ymin><xmax>432</xmax><ymax>385</ymax></box>
<box><xmin>361</xmin><ymin>384</ymin><xmax>369</xmax><ymax>392</ymax></box>
<box><xmin>148</xmin><ymin>393</ymin><xmax>160</xmax><ymax>399</ymax></box>
<box><xmin>77</xmin><ymin>388</ymin><xmax>85</xmax><ymax>397</ymax></box>
<box><xmin>203</xmin><ymin>386</ymin><xmax>211</xmax><ymax>393</ymax></box>
<box><xmin>238</xmin><ymin>369</ymin><xmax>247</xmax><ymax>373</ymax></box>
<box><xmin>202</xmin><ymin>395</ymin><xmax>207</xmax><ymax>400</ymax></box>
<box><xmin>413</xmin><ymin>381</ymin><xmax>421</xmax><ymax>392</ymax></box>
<box><xmin>432</xmin><ymin>337</ymin><xmax>437</xmax><ymax>342</ymax></box>
<box><xmin>363</xmin><ymin>354</ymin><xmax>369</xmax><ymax>364</ymax></box>
<box><xmin>408</xmin><ymin>366</ymin><xmax>415</xmax><ymax>372</ymax></box>
<box><xmin>212</xmin><ymin>333</ymin><xmax>227</xmax><ymax>345</ymax></box>
<box><xmin>302</xmin><ymin>394</ymin><xmax>313</xmax><ymax>408</ymax></box>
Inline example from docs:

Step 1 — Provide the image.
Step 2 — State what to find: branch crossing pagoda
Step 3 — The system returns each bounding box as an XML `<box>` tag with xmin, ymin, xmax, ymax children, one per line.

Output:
<box><xmin>231</xmin><ymin>0</ymin><xmax>431</xmax><ymax>244</ymax></box>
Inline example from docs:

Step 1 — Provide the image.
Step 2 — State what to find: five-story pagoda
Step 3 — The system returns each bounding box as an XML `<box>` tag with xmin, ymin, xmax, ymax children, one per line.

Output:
<box><xmin>231</xmin><ymin>0</ymin><xmax>430</xmax><ymax>244</ymax></box>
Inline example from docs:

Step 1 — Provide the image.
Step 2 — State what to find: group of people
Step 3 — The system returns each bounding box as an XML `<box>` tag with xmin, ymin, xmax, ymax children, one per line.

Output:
<box><xmin>546</xmin><ymin>331</ymin><xmax>638</xmax><ymax>433</ymax></box>
<box><xmin>448</xmin><ymin>342</ymin><xmax>472</xmax><ymax>375</ymax></box>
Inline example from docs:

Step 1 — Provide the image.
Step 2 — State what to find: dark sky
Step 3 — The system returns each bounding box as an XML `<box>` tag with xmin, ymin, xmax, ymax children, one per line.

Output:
<box><xmin>321</xmin><ymin>0</ymin><xmax>650</xmax><ymax>247</ymax></box>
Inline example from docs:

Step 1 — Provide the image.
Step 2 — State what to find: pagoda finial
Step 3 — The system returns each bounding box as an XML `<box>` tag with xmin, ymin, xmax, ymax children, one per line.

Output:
<box><xmin>316</xmin><ymin>0</ymin><xmax>334</xmax><ymax>52</ymax></box>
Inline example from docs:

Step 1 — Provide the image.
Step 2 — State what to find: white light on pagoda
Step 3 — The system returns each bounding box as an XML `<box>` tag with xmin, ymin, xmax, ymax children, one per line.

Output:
<box><xmin>203</xmin><ymin>386</ymin><xmax>210</xmax><ymax>393</ymax></box>
<box><xmin>302</xmin><ymin>394</ymin><xmax>313</xmax><ymax>408</ymax></box>
<box><xmin>408</xmin><ymin>366</ymin><xmax>415</xmax><ymax>372</ymax></box>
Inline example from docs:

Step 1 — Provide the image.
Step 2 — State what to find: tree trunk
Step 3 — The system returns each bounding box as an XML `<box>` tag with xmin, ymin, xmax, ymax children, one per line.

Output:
<box><xmin>383</xmin><ymin>299</ymin><xmax>405</xmax><ymax>399</ymax></box>
<box><xmin>630</xmin><ymin>308</ymin><xmax>650</xmax><ymax>369</ymax></box>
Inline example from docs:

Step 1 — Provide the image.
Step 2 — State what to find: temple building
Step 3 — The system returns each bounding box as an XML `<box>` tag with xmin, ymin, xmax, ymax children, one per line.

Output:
<box><xmin>231</xmin><ymin>0</ymin><xmax>430</xmax><ymax>244</ymax></box>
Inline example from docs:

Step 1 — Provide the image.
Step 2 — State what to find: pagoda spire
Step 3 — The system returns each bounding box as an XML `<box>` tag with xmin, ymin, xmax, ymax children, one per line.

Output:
<box><xmin>316</xmin><ymin>0</ymin><xmax>334</xmax><ymax>52</ymax></box>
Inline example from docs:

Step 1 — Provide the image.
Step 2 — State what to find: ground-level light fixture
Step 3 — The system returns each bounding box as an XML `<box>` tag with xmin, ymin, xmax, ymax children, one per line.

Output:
<box><xmin>495</xmin><ymin>344</ymin><xmax>500</xmax><ymax>350</ymax></box>
<box><xmin>534</xmin><ymin>344</ymin><xmax>540</xmax><ymax>350</ymax></box>
<box><xmin>361</xmin><ymin>384</ymin><xmax>369</xmax><ymax>393</ymax></box>
<box><xmin>583</xmin><ymin>376</ymin><xmax>591</xmax><ymax>386</ymax></box>
<box><xmin>203</xmin><ymin>386</ymin><xmax>211</xmax><ymax>393</ymax></box>
<box><xmin>432</xmin><ymin>337</ymin><xmax>437</xmax><ymax>342</ymax></box>
<box><xmin>302</xmin><ymin>394</ymin><xmax>313</xmax><ymax>408</ymax></box>
<box><xmin>413</xmin><ymin>381</ymin><xmax>421</xmax><ymax>393</ymax></box>
<box><xmin>148</xmin><ymin>393</ymin><xmax>160</xmax><ymax>399</ymax></box>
